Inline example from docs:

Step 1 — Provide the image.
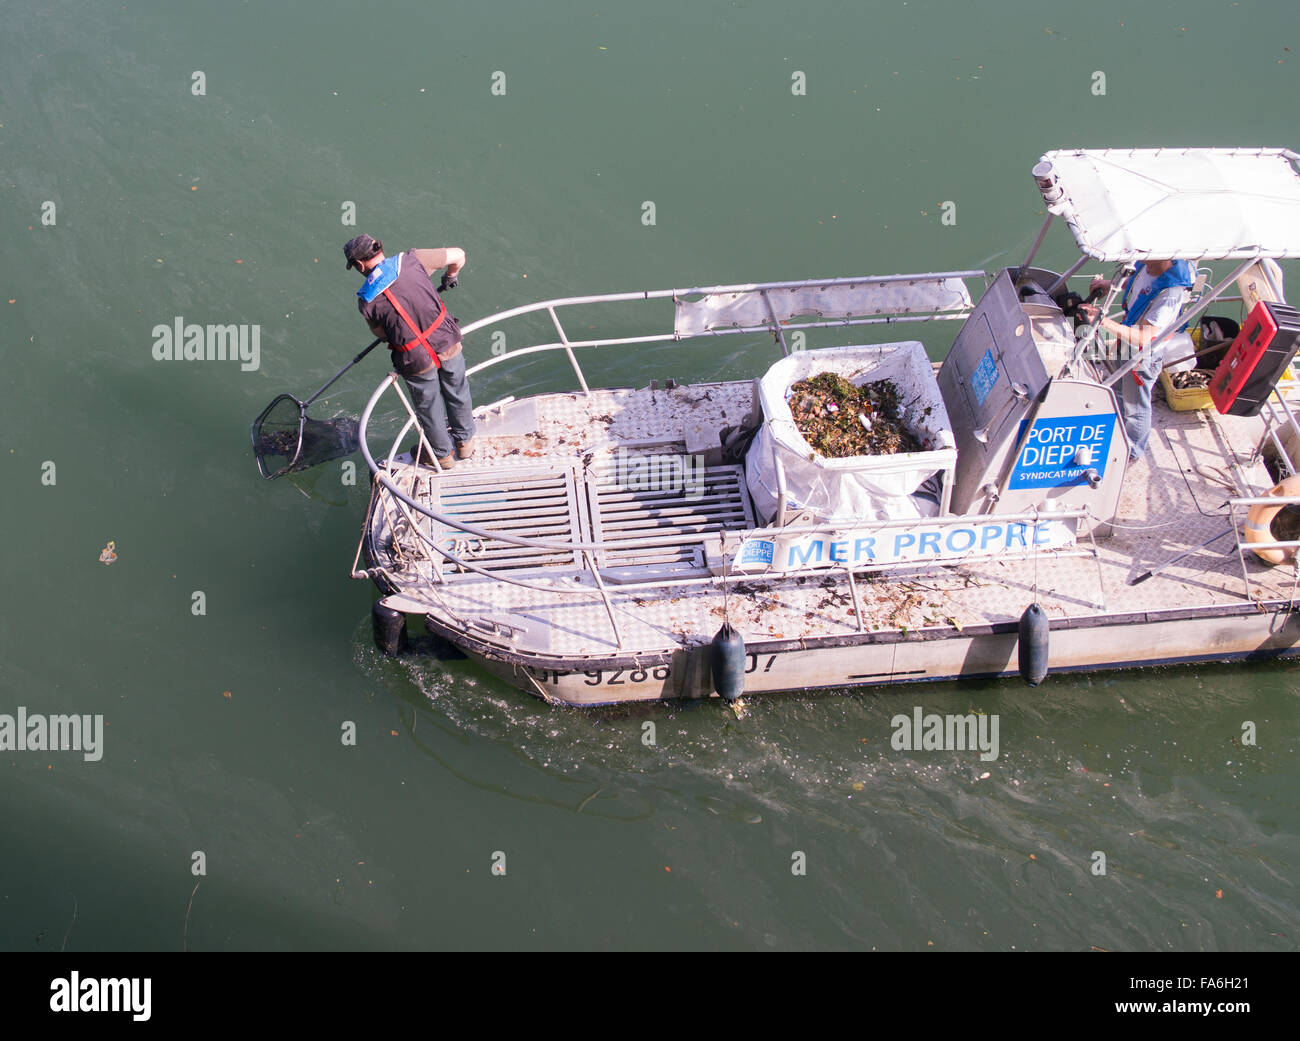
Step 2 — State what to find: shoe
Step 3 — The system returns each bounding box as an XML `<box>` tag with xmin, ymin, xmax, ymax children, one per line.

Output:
<box><xmin>455</xmin><ymin>438</ymin><xmax>475</xmax><ymax>460</ymax></box>
<box><xmin>413</xmin><ymin>443</ymin><xmax>455</xmax><ymax>469</ymax></box>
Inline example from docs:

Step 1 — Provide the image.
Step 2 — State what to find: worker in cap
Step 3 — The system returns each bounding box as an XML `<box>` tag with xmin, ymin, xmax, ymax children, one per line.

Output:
<box><xmin>344</xmin><ymin>233</ymin><xmax>474</xmax><ymax>468</ymax></box>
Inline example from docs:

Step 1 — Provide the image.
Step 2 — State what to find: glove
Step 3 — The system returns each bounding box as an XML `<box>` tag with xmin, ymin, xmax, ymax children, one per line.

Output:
<box><xmin>439</xmin><ymin>272</ymin><xmax>458</xmax><ymax>293</ymax></box>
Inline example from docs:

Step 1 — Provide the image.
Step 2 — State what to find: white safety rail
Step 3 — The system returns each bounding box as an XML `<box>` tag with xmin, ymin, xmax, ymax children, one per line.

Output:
<box><xmin>1227</xmin><ymin>493</ymin><xmax>1300</xmax><ymax>604</ymax></box>
<box><xmin>456</xmin><ymin>272</ymin><xmax>984</xmax><ymax>390</ymax></box>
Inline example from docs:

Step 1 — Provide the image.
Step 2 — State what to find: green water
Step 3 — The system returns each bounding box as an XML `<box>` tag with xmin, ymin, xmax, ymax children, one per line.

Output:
<box><xmin>1</xmin><ymin>0</ymin><xmax>1297</xmax><ymax>950</ymax></box>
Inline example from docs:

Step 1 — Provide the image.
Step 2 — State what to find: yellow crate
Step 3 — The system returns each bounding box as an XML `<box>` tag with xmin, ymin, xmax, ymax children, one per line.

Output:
<box><xmin>1159</xmin><ymin>369</ymin><xmax>1213</xmax><ymax>411</ymax></box>
<box><xmin>1276</xmin><ymin>361</ymin><xmax>1300</xmax><ymax>402</ymax></box>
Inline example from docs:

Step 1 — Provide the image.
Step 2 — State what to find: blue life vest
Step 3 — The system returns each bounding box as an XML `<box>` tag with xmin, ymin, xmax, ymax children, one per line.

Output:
<box><xmin>358</xmin><ymin>254</ymin><xmax>402</xmax><ymax>303</ymax></box>
<box><xmin>1119</xmin><ymin>260</ymin><xmax>1195</xmax><ymax>327</ymax></box>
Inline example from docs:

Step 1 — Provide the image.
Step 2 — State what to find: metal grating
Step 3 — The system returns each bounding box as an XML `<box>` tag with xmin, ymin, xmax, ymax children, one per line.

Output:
<box><xmin>586</xmin><ymin>457</ymin><xmax>755</xmax><ymax>570</ymax></box>
<box><xmin>379</xmin><ymin>455</ymin><xmax>757</xmax><ymax>581</ymax></box>
<box><xmin>424</xmin><ymin>464</ymin><xmax>582</xmax><ymax>573</ymax></box>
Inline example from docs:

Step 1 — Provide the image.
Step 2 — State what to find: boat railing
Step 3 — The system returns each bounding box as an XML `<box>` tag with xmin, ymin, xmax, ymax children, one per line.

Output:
<box><xmin>1226</xmin><ymin>494</ymin><xmax>1300</xmax><ymax>604</ymax></box>
<box><xmin>450</xmin><ymin>272</ymin><xmax>986</xmax><ymax>390</ymax></box>
<box><xmin>356</xmin><ymin>272</ymin><xmax>987</xmax><ymax>558</ymax></box>
<box><xmin>357</xmin><ymin>270</ymin><xmax>984</xmax><ymax>460</ymax></box>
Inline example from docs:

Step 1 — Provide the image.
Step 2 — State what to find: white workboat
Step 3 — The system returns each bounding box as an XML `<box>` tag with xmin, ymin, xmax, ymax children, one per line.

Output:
<box><xmin>352</xmin><ymin>148</ymin><xmax>1300</xmax><ymax>706</ymax></box>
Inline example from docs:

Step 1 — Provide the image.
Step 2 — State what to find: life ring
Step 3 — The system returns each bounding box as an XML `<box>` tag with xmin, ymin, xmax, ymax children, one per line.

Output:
<box><xmin>1244</xmin><ymin>474</ymin><xmax>1300</xmax><ymax>564</ymax></box>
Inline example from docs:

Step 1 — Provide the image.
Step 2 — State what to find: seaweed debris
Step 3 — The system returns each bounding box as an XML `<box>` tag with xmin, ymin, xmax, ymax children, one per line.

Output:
<box><xmin>788</xmin><ymin>372</ymin><xmax>922</xmax><ymax>458</ymax></box>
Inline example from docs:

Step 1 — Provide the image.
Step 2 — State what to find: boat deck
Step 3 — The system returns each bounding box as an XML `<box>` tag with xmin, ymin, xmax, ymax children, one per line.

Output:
<box><xmin>367</xmin><ymin>379</ymin><xmax>1300</xmax><ymax>664</ymax></box>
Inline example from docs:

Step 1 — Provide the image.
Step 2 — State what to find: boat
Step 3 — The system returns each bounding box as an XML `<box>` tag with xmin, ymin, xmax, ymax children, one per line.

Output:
<box><xmin>350</xmin><ymin>147</ymin><xmax>1300</xmax><ymax>706</ymax></box>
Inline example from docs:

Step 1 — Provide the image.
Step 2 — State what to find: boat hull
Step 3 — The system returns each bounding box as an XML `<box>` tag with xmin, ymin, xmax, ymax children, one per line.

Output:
<box><xmin>427</xmin><ymin>601</ymin><xmax>1300</xmax><ymax>706</ymax></box>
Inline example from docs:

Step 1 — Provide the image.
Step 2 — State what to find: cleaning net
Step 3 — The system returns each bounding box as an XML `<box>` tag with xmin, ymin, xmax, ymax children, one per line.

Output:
<box><xmin>251</xmin><ymin>393</ymin><xmax>360</xmax><ymax>479</ymax></box>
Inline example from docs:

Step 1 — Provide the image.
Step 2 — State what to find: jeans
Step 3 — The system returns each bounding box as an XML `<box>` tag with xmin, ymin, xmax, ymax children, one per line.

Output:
<box><xmin>402</xmin><ymin>349</ymin><xmax>475</xmax><ymax>458</ymax></box>
<box><xmin>1118</xmin><ymin>347</ymin><xmax>1162</xmax><ymax>460</ymax></box>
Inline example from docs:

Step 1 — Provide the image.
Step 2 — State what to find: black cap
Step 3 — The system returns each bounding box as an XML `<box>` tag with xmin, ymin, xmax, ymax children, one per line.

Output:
<box><xmin>343</xmin><ymin>234</ymin><xmax>383</xmax><ymax>271</ymax></box>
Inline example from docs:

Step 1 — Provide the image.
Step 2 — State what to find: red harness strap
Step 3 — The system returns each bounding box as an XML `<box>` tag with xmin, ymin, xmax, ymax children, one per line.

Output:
<box><xmin>382</xmin><ymin>288</ymin><xmax>447</xmax><ymax>368</ymax></box>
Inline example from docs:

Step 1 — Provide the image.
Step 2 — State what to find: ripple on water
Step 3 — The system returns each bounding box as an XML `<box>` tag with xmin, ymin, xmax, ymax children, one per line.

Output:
<box><xmin>354</xmin><ymin>624</ymin><xmax>1300</xmax><ymax>950</ymax></box>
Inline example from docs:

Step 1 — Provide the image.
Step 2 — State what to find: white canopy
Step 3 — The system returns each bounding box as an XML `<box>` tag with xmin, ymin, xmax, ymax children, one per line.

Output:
<box><xmin>674</xmin><ymin>276</ymin><xmax>972</xmax><ymax>338</ymax></box>
<box><xmin>1041</xmin><ymin>148</ymin><xmax>1300</xmax><ymax>262</ymax></box>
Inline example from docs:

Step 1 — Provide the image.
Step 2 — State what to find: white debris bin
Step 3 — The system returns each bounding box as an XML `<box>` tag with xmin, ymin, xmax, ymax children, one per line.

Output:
<box><xmin>745</xmin><ymin>342</ymin><xmax>957</xmax><ymax>525</ymax></box>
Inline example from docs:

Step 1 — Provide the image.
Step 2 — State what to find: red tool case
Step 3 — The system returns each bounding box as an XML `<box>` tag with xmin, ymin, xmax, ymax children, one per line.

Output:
<box><xmin>1209</xmin><ymin>300</ymin><xmax>1300</xmax><ymax>416</ymax></box>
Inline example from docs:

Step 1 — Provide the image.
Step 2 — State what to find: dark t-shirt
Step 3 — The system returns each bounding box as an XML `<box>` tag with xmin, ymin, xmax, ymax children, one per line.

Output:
<box><xmin>358</xmin><ymin>251</ymin><xmax>461</xmax><ymax>377</ymax></box>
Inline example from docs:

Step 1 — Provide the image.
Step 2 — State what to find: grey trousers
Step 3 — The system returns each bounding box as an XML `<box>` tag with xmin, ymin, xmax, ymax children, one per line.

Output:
<box><xmin>402</xmin><ymin>350</ymin><xmax>475</xmax><ymax>458</ymax></box>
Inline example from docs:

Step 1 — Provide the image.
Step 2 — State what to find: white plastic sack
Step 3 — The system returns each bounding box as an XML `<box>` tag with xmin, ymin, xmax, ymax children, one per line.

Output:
<box><xmin>1160</xmin><ymin>331</ymin><xmax>1197</xmax><ymax>373</ymax></box>
<box><xmin>745</xmin><ymin>343</ymin><xmax>957</xmax><ymax>525</ymax></box>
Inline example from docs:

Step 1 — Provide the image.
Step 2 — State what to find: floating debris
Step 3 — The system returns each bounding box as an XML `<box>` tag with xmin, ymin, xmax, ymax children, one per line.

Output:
<box><xmin>255</xmin><ymin>428</ymin><xmax>300</xmax><ymax>456</ymax></box>
<box><xmin>98</xmin><ymin>540</ymin><xmax>117</xmax><ymax>565</ymax></box>
<box><xmin>788</xmin><ymin>372</ymin><xmax>922</xmax><ymax>458</ymax></box>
